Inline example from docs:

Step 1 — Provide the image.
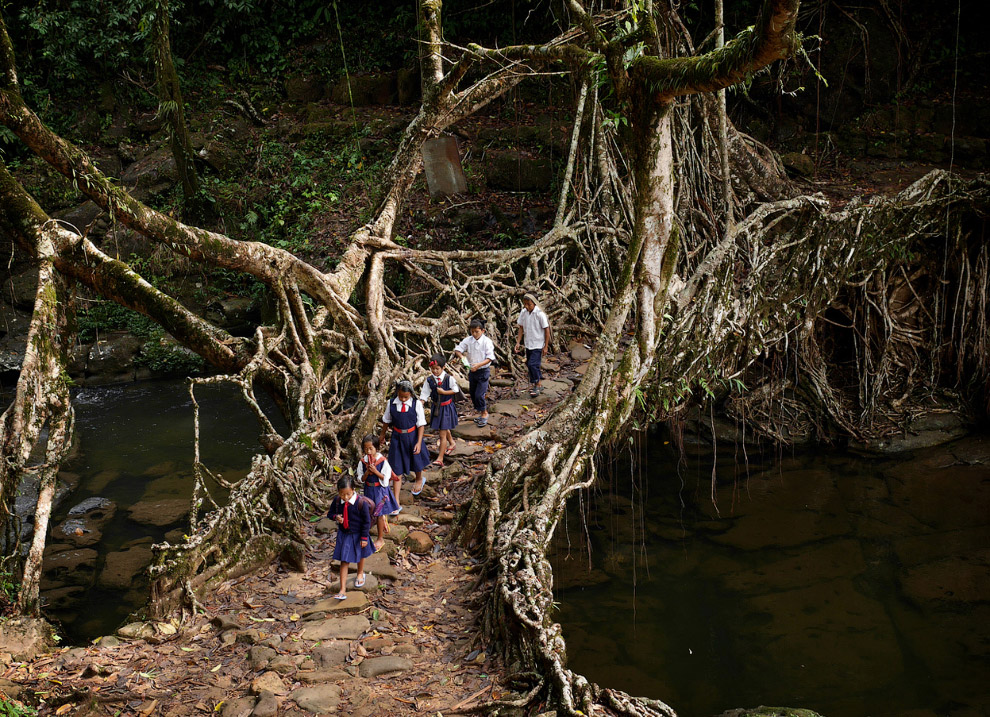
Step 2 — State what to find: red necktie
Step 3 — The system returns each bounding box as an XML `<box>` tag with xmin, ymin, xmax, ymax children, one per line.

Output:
<box><xmin>401</xmin><ymin>401</ymin><xmax>407</xmax><ymax>413</ymax></box>
<box><xmin>342</xmin><ymin>502</ymin><xmax>349</xmax><ymax>530</ymax></box>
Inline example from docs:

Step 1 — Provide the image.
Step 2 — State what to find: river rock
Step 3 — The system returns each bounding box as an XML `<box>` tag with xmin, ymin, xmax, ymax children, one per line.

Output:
<box><xmin>86</xmin><ymin>334</ymin><xmax>142</xmax><ymax>380</ymax></box>
<box><xmin>117</xmin><ymin>621</ymin><xmax>158</xmax><ymax>640</ymax></box>
<box><xmin>303</xmin><ymin>592</ymin><xmax>368</xmax><ymax>617</ymax></box>
<box><xmin>568</xmin><ymin>341</ymin><xmax>592</xmax><ymax>360</ymax></box>
<box><xmin>0</xmin><ymin>617</ymin><xmax>56</xmax><ymax>661</ymax></box>
<box><xmin>312</xmin><ymin>642</ymin><xmax>349</xmax><ymax>668</ymax></box>
<box><xmin>250</xmin><ymin>691</ymin><xmax>277</xmax><ymax>717</ymax></box>
<box><xmin>220</xmin><ymin>697</ymin><xmax>256</xmax><ymax>717</ymax></box>
<box><xmin>392</xmin><ymin>512</ymin><xmax>425</xmax><ymax>526</ymax></box>
<box><xmin>313</xmin><ymin>517</ymin><xmax>336</xmax><ymax>535</ymax></box>
<box><xmin>128</xmin><ymin>498</ymin><xmax>190</xmax><ymax>527</ymax></box>
<box><xmin>43</xmin><ymin>547</ymin><xmax>99</xmax><ymax>587</ymax></box>
<box><xmin>405</xmin><ymin>530</ymin><xmax>434</xmax><ymax>554</ymax></box>
<box><xmin>53</xmin><ymin>497</ymin><xmax>117</xmax><ymax>547</ymax></box>
<box><xmin>249</xmin><ymin>645</ymin><xmax>276</xmax><ymax>671</ymax></box>
<box><xmin>386</xmin><ymin>523</ymin><xmax>409</xmax><ymax>542</ymax></box>
<box><xmin>267</xmin><ymin>655</ymin><xmax>297</xmax><ymax>675</ymax></box>
<box><xmin>291</xmin><ymin>684</ymin><xmax>342</xmax><ymax>713</ymax></box>
<box><xmin>250</xmin><ymin>671</ymin><xmax>286</xmax><ymax>695</ymax></box>
<box><xmin>364</xmin><ymin>552</ymin><xmax>399</xmax><ymax>580</ymax></box>
<box><xmin>98</xmin><ymin>539</ymin><xmax>154</xmax><ymax>589</ymax></box>
<box><xmin>358</xmin><ymin>655</ymin><xmax>413</xmax><ymax>678</ymax></box>
<box><xmin>298</xmin><ymin>615</ymin><xmax>370</xmax><ymax>641</ymax></box>
<box><xmin>490</xmin><ymin>377</ymin><xmax>515</xmax><ymax>387</ymax></box>
<box><xmin>120</xmin><ymin>148</ymin><xmax>178</xmax><ymax>189</ymax></box>
<box><xmin>852</xmin><ymin>413</ymin><xmax>969</xmax><ymax>453</ymax></box>
<box><xmin>298</xmin><ymin>668</ymin><xmax>350</xmax><ymax>684</ymax></box>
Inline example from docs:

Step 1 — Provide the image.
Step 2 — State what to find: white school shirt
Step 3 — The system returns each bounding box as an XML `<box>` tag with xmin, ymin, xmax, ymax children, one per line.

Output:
<box><xmin>381</xmin><ymin>396</ymin><xmax>427</xmax><ymax>426</ymax></box>
<box><xmin>454</xmin><ymin>334</ymin><xmax>495</xmax><ymax>366</ymax></box>
<box><xmin>517</xmin><ymin>307</ymin><xmax>550</xmax><ymax>350</ymax></box>
<box><xmin>419</xmin><ymin>371</ymin><xmax>450</xmax><ymax>402</ymax></box>
<box><xmin>357</xmin><ymin>452</ymin><xmax>392</xmax><ymax>486</ymax></box>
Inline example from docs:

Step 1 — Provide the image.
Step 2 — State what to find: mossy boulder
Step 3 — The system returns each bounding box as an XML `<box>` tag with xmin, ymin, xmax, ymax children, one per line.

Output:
<box><xmin>285</xmin><ymin>75</ymin><xmax>327</xmax><ymax>103</ymax></box>
<box><xmin>330</xmin><ymin>72</ymin><xmax>397</xmax><ymax>106</ymax></box>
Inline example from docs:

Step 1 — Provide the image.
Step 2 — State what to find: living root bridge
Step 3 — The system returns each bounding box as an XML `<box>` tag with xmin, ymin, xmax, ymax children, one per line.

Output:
<box><xmin>465</xmin><ymin>170</ymin><xmax>990</xmax><ymax>717</ymax></box>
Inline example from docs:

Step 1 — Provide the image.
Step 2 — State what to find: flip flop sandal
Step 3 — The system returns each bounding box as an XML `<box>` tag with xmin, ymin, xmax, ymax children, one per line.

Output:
<box><xmin>445</xmin><ymin>446</ymin><xmax>456</xmax><ymax>456</ymax></box>
<box><xmin>333</xmin><ymin>594</ymin><xmax>348</xmax><ymax>600</ymax></box>
<box><xmin>476</xmin><ymin>417</ymin><xmax>489</xmax><ymax>426</ymax></box>
<box><xmin>431</xmin><ymin>458</ymin><xmax>445</xmax><ymax>467</ymax></box>
<box><xmin>411</xmin><ymin>477</ymin><xmax>427</xmax><ymax>496</ymax></box>
<box><xmin>354</xmin><ymin>575</ymin><xmax>367</xmax><ymax>588</ymax></box>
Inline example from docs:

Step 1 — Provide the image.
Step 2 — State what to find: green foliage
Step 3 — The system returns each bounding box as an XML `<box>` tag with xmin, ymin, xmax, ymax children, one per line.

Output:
<box><xmin>0</xmin><ymin>696</ymin><xmax>37</xmax><ymax>717</ymax></box>
<box><xmin>77</xmin><ymin>301</ymin><xmax>159</xmax><ymax>343</ymax></box>
<box><xmin>136</xmin><ymin>338</ymin><xmax>205</xmax><ymax>376</ymax></box>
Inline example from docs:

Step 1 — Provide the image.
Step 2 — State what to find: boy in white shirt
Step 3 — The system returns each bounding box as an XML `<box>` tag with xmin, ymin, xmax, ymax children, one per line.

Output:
<box><xmin>514</xmin><ymin>293</ymin><xmax>551</xmax><ymax>398</ymax></box>
<box><xmin>453</xmin><ymin>319</ymin><xmax>495</xmax><ymax>427</ymax></box>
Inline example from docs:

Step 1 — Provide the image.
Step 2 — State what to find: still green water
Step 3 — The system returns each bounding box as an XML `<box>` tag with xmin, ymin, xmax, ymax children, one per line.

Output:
<box><xmin>551</xmin><ymin>431</ymin><xmax>990</xmax><ymax>716</ymax></box>
<box><xmin>44</xmin><ymin>380</ymin><xmax>280</xmax><ymax>643</ymax></box>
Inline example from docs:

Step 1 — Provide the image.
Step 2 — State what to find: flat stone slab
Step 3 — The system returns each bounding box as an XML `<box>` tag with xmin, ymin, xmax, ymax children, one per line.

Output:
<box><xmin>541</xmin><ymin>379</ymin><xmax>572</xmax><ymax>393</ymax></box>
<box><xmin>569</xmin><ymin>344</ymin><xmax>592</xmax><ymax>361</ymax></box>
<box><xmin>490</xmin><ymin>377</ymin><xmax>514</xmax><ymax>387</ymax></box>
<box><xmin>303</xmin><ymin>592</ymin><xmax>368</xmax><ymax>616</ymax></box>
<box><xmin>328</xmin><ymin>573</ymin><xmax>380</xmax><ymax>593</ymax></box>
<box><xmin>451</xmin><ymin>442</ymin><xmax>483</xmax><ymax>457</ymax></box>
<box><xmin>451</xmin><ymin>423</ymin><xmax>495</xmax><ymax>440</ymax></box>
<box><xmin>291</xmin><ymin>684</ymin><xmax>342</xmax><ymax>714</ymax></box>
<box><xmin>491</xmin><ymin>400</ymin><xmax>530</xmax><ymax>417</ymax></box>
<box><xmin>358</xmin><ymin>656</ymin><xmax>413</xmax><ymax>678</ymax></box>
<box><xmin>364</xmin><ymin>552</ymin><xmax>399</xmax><ymax>580</ymax></box>
<box><xmin>221</xmin><ymin>697</ymin><xmax>256</xmax><ymax>717</ymax></box>
<box><xmin>298</xmin><ymin>615</ymin><xmax>370</xmax><ymax>641</ymax></box>
<box><xmin>391</xmin><ymin>512</ymin><xmax>425</xmax><ymax>526</ymax></box>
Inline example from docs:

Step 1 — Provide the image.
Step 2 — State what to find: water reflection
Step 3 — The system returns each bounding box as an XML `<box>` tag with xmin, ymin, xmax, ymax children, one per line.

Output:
<box><xmin>552</xmin><ymin>431</ymin><xmax>990</xmax><ymax>716</ymax></box>
<box><xmin>40</xmin><ymin>380</ymin><xmax>283</xmax><ymax>643</ymax></box>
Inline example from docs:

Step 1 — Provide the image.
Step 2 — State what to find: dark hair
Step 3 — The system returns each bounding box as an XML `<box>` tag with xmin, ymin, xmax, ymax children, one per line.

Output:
<box><xmin>429</xmin><ymin>353</ymin><xmax>445</xmax><ymax>367</ymax></box>
<box><xmin>361</xmin><ymin>434</ymin><xmax>380</xmax><ymax>450</ymax></box>
<box><xmin>336</xmin><ymin>475</ymin><xmax>355</xmax><ymax>491</ymax></box>
<box><xmin>469</xmin><ymin>318</ymin><xmax>485</xmax><ymax>331</ymax></box>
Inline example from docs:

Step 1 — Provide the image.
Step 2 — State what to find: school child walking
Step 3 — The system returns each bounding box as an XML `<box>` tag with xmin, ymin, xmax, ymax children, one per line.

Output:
<box><xmin>419</xmin><ymin>354</ymin><xmax>458</xmax><ymax>470</ymax></box>
<box><xmin>379</xmin><ymin>379</ymin><xmax>430</xmax><ymax>507</ymax></box>
<box><xmin>327</xmin><ymin>475</ymin><xmax>374</xmax><ymax>599</ymax></box>
<box><xmin>357</xmin><ymin>434</ymin><xmax>399</xmax><ymax>551</ymax></box>
<box><xmin>454</xmin><ymin>319</ymin><xmax>495</xmax><ymax>426</ymax></box>
<box><xmin>514</xmin><ymin>293</ymin><xmax>551</xmax><ymax>398</ymax></box>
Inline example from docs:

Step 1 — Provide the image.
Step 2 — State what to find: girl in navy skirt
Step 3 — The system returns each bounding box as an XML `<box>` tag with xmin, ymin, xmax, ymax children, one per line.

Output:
<box><xmin>358</xmin><ymin>434</ymin><xmax>399</xmax><ymax>551</ymax></box>
<box><xmin>327</xmin><ymin>475</ymin><xmax>375</xmax><ymax>599</ymax></box>
<box><xmin>379</xmin><ymin>380</ymin><xmax>431</xmax><ymax>511</ymax></box>
<box><xmin>418</xmin><ymin>354</ymin><xmax>458</xmax><ymax>472</ymax></box>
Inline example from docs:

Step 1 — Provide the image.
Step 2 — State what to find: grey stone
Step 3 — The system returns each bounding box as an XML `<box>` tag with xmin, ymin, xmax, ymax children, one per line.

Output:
<box><xmin>405</xmin><ymin>530</ymin><xmax>434</xmax><ymax>555</ymax></box>
<box><xmin>211</xmin><ymin>614</ymin><xmax>240</xmax><ymax>632</ymax></box>
<box><xmin>491</xmin><ymin>400</ymin><xmax>529</xmax><ymax>417</ymax></box>
<box><xmin>363</xmin><ymin>552</ymin><xmax>399</xmax><ymax>581</ymax></box>
<box><xmin>451</xmin><ymin>422</ymin><xmax>495</xmax><ymax>441</ymax></box>
<box><xmin>236</xmin><ymin>629</ymin><xmax>262</xmax><ymax>645</ymax></box>
<box><xmin>120</xmin><ymin>148</ymin><xmax>177</xmax><ymax>189</ymax></box>
<box><xmin>303</xmin><ymin>592</ymin><xmax>368</xmax><ymax>617</ymax></box>
<box><xmin>312</xmin><ymin>642</ymin><xmax>349</xmax><ymax>668</ymax></box>
<box><xmin>117</xmin><ymin>621</ymin><xmax>157</xmax><ymax>640</ymax></box>
<box><xmin>780</xmin><ymin>152</ymin><xmax>816</xmax><ymax>176</ymax></box>
<box><xmin>87</xmin><ymin>334</ymin><xmax>142</xmax><ymax>378</ymax></box>
<box><xmin>568</xmin><ymin>343</ymin><xmax>592</xmax><ymax>361</ymax></box>
<box><xmin>249</xmin><ymin>645</ymin><xmax>277</xmax><ymax>671</ymax></box>
<box><xmin>357</xmin><ymin>656</ymin><xmax>413</xmax><ymax>678</ymax></box>
<box><xmin>291</xmin><ymin>684</ymin><xmax>342</xmax><ymax>713</ymax></box>
<box><xmin>423</xmin><ymin>136</ymin><xmax>467</xmax><ymax>198</ymax></box>
<box><xmin>97</xmin><ymin>635</ymin><xmax>121</xmax><ymax>648</ymax></box>
<box><xmin>298</xmin><ymin>615</ymin><xmax>370</xmax><ymax>641</ymax></box>
<box><xmin>327</xmin><ymin>573</ymin><xmax>379</xmax><ymax>593</ymax></box>
<box><xmin>297</xmin><ymin>669</ymin><xmax>350</xmax><ymax>684</ymax></box>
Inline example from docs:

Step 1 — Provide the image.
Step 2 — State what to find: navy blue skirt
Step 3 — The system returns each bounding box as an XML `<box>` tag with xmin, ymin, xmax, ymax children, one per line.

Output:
<box><xmin>430</xmin><ymin>401</ymin><xmax>459</xmax><ymax>431</ymax></box>
<box><xmin>333</xmin><ymin>530</ymin><xmax>374</xmax><ymax>564</ymax></box>
<box><xmin>388</xmin><ymin>431</ymin><xmax>431</xmax><ymax>475</ymax></box>
<box><xmin>364</xmin><ymin>483</ymin><xmax>399</xmax><ymax>516</ymax></box>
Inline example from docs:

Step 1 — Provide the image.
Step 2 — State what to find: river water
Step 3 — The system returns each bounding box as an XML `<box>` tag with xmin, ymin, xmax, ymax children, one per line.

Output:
<box><xmin>40</xmin><ymin>380</ymin><xmax>279</xmax><ymax>643</ymax></box>
<box><xmin>551</xmin><ymin>430</ymin><xmax>990</xmax><ymax>716</ymax></box>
